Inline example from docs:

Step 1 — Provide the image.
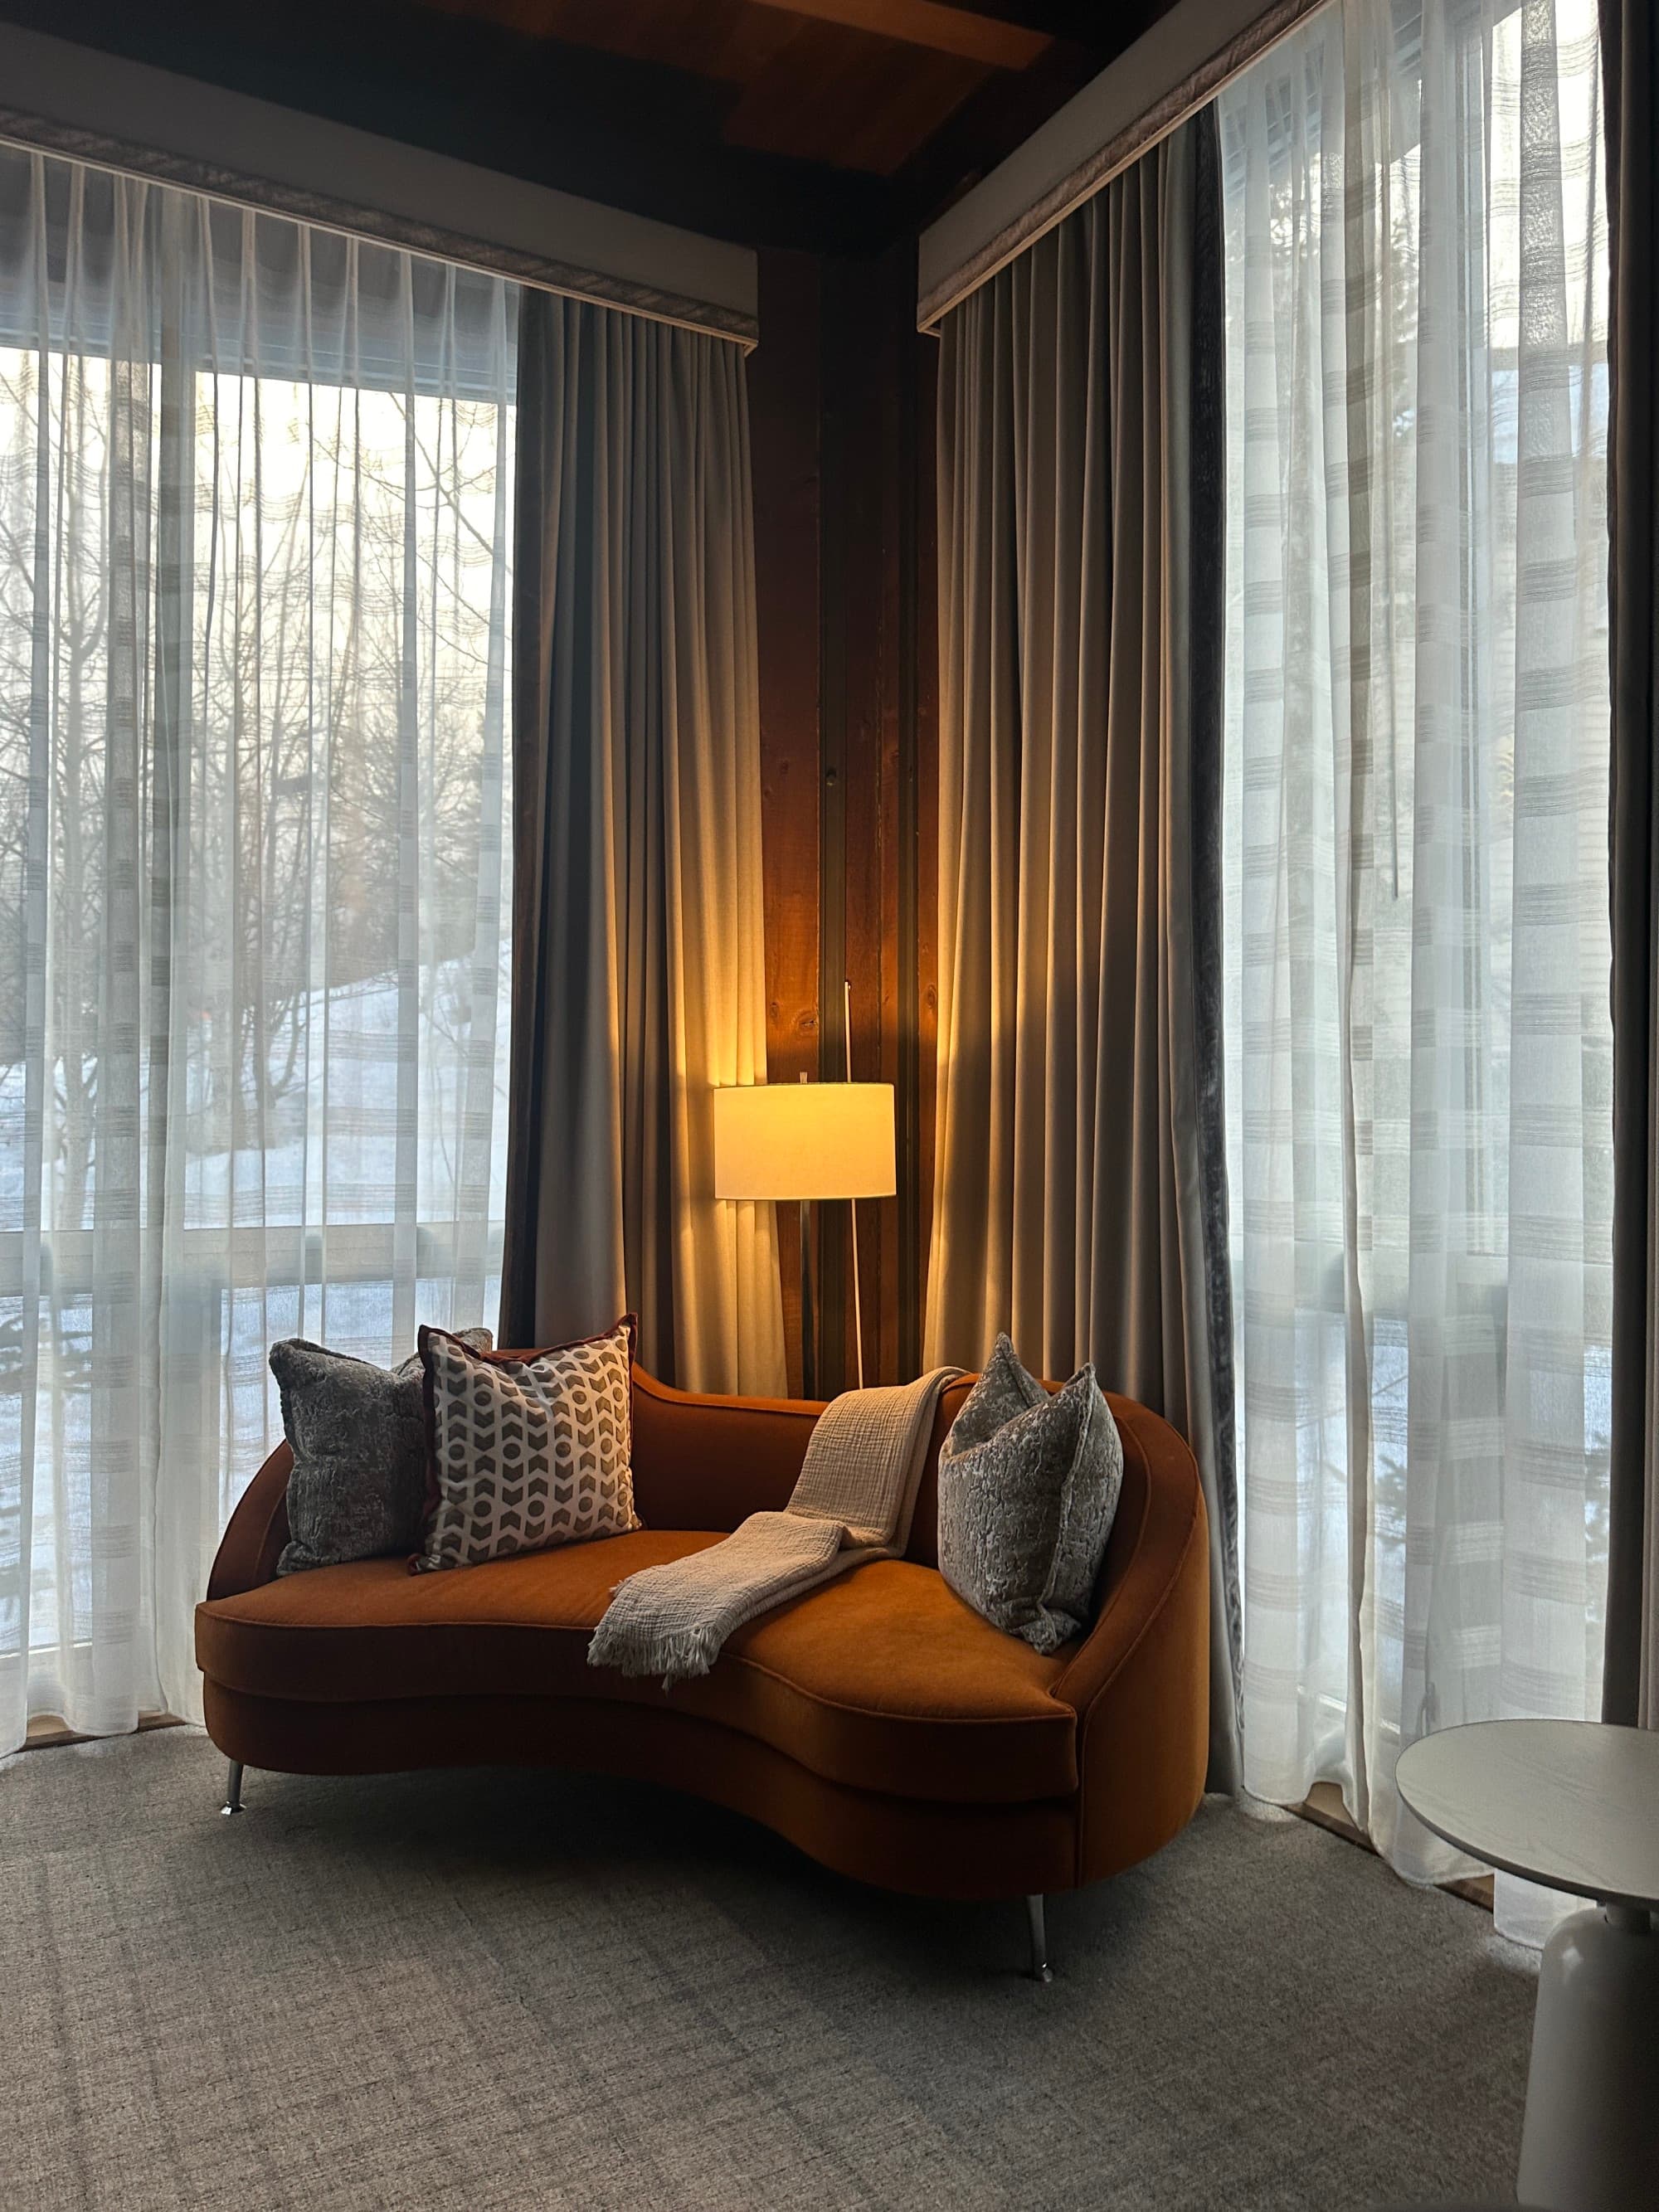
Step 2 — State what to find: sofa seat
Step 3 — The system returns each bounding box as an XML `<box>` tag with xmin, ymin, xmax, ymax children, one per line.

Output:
<box><xmin>195</xmin><ymin>1528</ymin><xmax>1079</xmax><ymax>1806</ymax></box>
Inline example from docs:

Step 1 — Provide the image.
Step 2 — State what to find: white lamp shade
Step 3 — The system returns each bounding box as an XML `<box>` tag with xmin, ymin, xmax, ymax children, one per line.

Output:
<box><xmin>713</xmin><ymin>1082</ymin><xmax>896</xmax><ymax>1202</ymax></box>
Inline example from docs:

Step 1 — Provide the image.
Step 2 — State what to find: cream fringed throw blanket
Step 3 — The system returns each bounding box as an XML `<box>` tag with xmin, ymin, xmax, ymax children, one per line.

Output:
<box><xmin>587</xmin><ymin>1369</ymin><xmax>964</xmax><ymax>1687</ymax></box>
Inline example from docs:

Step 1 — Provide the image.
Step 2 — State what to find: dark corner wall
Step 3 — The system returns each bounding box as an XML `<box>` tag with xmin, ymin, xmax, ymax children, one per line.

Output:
<box><xmin>749</xmin><ymin>246</ymin><xmax>940</xmax><ymax>1395</ymax></box>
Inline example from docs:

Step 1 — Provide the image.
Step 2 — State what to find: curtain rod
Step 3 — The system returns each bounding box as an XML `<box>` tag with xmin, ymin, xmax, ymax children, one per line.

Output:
<box><xmin>917</xmin><ymin>0</ymin><xmax>1334</xmax><ymax>334</ymax></box>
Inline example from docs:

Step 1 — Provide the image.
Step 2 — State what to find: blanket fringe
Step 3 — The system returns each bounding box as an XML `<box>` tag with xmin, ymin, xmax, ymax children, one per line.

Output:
<box><xmin>586</xmin><ymin>1620</ymin><xmax>721</xmax><ymax>1688</ymax></box>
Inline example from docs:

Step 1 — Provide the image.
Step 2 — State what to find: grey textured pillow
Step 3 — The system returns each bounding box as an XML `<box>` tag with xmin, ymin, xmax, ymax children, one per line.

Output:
<box><xmin>936</xmin><ymin>1334</ymin><xmax>1123</xmax><ymax>1655</ymax></box>
<box><xmin>271</xmin><ymin>1330</ymin><xmax>492</xmax><ymax>1574</ymax></box>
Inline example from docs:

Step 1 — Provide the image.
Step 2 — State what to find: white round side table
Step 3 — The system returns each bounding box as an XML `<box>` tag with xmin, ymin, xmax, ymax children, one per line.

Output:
<box><xmin>1396</xmin><ymin>1719</ymin><xmax>1659</xmax><ymax>2212</ymax></box>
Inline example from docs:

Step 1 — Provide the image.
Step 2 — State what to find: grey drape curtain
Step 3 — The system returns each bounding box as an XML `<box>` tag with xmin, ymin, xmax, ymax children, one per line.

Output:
<box><xmin>925</xmin><ymin>114</ymin><xmax>1241</xmax><ymax>1790</ymax></box>
<box><xmin>1603</xmin><ymin>0</ymin><xmax>1659</xmax><ymax>1729</ymax></box>
<box><xmin>502</xmin><ymin>292</ymin><xmax>786</xmax><ymax>1395</ymax></box>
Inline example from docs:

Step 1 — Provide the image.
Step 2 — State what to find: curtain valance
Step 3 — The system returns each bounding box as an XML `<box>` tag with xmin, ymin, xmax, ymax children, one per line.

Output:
<box><xmin>917</xmin><ymin>0</ymin><xmax>1331</xmax><ymax>333</ymax></box>
<box><xmin>0</xmin><ymin>21</ymin><xmax>758</xmax><ymax>351</ymax></box>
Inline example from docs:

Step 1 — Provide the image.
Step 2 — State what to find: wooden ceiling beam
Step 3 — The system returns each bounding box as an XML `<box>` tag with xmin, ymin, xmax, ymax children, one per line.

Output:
<box><xmin>743</xmin><ymin>0</ymin><xmax>1048</xmax><ymax>71</ymax></box>
<box><xmin>885</xmin><ymin>0</ymin><xmax>1157</xmax><ymax>46</ymax></box>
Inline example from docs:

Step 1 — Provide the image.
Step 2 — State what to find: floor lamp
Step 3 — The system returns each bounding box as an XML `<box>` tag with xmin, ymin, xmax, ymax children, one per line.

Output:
<box><xmin>712</xmin><ymin>1077</ymin><xmax>896</xmax><ymax>1397</ymax></box>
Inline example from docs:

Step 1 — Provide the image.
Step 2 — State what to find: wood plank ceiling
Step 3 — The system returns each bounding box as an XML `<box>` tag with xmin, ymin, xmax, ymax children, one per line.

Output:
<box><xmin>0</xmin><ymin>0</ymin><xmax>1179</xmax><ymax>250</ymax></box>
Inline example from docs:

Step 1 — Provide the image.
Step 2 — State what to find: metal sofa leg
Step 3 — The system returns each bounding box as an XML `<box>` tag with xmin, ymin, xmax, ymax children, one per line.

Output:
<box><xmin>221</xmin><ymin>1759</ymin><xmax>245</xmax><ymax>1816</ymax></box>
<box><xmin>1024</xmin><ymin>1894</ymin><xmax>1053</xmax><ymax>1983</ymax></box>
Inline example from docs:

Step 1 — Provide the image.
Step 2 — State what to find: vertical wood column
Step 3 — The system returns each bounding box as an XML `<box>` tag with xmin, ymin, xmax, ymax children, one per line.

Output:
<box><xmin>817</xmin><ymin>256</ymin><xmax>850</xmax><ymax>1393</ymax></box>
<box><xmin>752</xmin><ymin>249</ymin><xmax>822</xmax><ymax>1396</ymax></box>
<box><xmin>824</xmin><ymin>242</ymin><xmax>938</xmax><ymax>1389</ymax></box>
<box><xmin>752</xmin><ymin>242</ymin><xmax>937</xmax><ymax>1396</ymax></box>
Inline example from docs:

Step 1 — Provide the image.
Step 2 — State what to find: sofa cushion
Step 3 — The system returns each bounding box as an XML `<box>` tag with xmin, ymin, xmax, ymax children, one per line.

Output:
<box><xmin>937</xmin><ymin>1338</ymin><xmax>1123</xmax><ymax>1655</ymax></box>
<box><xmin>195</xmin><ymin>1533</ymin><xmax>1078</xmax><ymax>1806</ymax></box>
<box><xmin>270</xmin><ymin>1329</ymin><xmax>493</xmax><ymax>1574</ymax></box>
<box><xmin>417</xmin><ymin>1320</ymin><xmax>638</xmax><ymax>1571</ymax></box>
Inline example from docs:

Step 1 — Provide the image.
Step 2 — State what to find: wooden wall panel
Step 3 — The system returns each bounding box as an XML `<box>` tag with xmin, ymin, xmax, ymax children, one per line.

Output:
<box><xmin>825</xmin><ymin>251</ymin><xmax>879</xmax><ymax>1394</ymax></box>
<box><xmin>753</xmin><ymin>241</ymin><xmax>937</xmax><ymax>1393</ymax></box>
<box><xmin>750</xmin><ymin>249</ymin><xmax>822</xmax><ymax>1395</ymax></box>
<box><xmin>912</xmin><ymin>318</ymin><xmax>939</xmax><ymax>1376</ymax></box>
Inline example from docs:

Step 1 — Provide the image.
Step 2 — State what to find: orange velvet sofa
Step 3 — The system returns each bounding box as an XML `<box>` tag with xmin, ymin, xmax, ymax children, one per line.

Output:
<box><xmin>197</xmin><ymin>1367</ymin><xmax>1209</xmax><ymax>1971</ymax></box>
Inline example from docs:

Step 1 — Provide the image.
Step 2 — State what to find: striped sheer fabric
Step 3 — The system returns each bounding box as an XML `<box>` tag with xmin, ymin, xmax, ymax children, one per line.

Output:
<box><xmin>0</xmin><ymin>148</ymin><xmax>516</xmax><ymax>1749</ymax></box>
<box><xmin>1219</xmin><ymin>0</ymin><xmax>1612</xmax><ymax>1930</ymax></box>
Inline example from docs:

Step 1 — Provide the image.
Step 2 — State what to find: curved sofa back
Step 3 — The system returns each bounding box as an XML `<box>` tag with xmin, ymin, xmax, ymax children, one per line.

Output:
<box><xmin>629</xmin><ymin>1367</ymin><xmax>1195</xmax><ymax>1612</ymax></box>
<box><xmin>629</xmin><ymin>1368</ymin><xmax>973</xmax><ymax>1558</ymax></box>
<box><xmin>210</xmin><ymin>1361</ymin><xmax>1199</xmax><ymax>1614</ymax></box>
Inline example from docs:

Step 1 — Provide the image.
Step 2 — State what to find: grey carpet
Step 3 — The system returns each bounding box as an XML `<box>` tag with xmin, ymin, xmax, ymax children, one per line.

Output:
<box><xmin>0</xmin><ymin>1729</ymin><xmax>1536</xmax><ymax>2212</ymax></box>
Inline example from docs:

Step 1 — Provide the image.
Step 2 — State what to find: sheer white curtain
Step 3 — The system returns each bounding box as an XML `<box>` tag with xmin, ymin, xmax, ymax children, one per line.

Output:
<box><xmin>0</xmin><ymin>148</ymin><xmax>516</xmax><ymax>1752</ymax></box>
<box><xmin>1219</xmin><ymin>0</ymin><xmax>1611</xmax><ymax>1927</ymax></box>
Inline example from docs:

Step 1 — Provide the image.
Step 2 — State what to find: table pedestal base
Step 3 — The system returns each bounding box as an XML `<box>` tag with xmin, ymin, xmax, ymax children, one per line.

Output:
<box><xmin>1518</xmin><ymin>1903</ymin><xmax>1659</xmax><ymax>2212</ymax></box>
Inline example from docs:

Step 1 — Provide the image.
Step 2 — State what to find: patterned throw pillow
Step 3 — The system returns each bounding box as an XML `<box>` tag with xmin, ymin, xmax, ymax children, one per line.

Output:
<box><xmin>936</xmin><ymin>1334</ymin><xmax>1122</xmax><ymax>1655</ymax></box>
<box><xmin>416</xmin><ymin>1319</ymin><xmax>639</xmax><ymax>1571</ymax></box>
<box><xmin>272</xmin><ymin>1330</ymin><xmax>494</xmax><ymax>1574</ymax></box>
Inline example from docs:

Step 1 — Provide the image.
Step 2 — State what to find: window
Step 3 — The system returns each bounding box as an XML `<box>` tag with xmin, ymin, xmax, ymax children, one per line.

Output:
<box><xmin>1219</xmin><ymin>0</ymin><xmax>1611</xmax><ymax>1922</ymax></box>
<box><xmin>0</xmin><ymin>148</ymin><xmax>517</xmax><ymax>1744</ymax></box>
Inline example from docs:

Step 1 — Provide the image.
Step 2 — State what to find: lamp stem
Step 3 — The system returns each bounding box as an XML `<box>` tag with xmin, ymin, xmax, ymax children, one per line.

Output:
<box><xmin>799</xmin><ymin>1195</ymin><xmax>816</xmax><ymax>1401</ymax></box>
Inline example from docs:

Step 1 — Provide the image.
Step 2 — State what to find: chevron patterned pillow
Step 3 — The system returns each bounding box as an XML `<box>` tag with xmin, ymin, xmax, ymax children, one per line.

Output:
<box><xmin>415</xmin><ymin>1318</ymin><xmax>640</xmax><ymax>1571</ymax></box>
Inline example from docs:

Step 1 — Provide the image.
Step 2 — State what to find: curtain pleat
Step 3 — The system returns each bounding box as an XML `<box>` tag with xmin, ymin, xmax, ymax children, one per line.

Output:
<box><xmin>926</xmin><ymin>116</ymin><xmax>1242</xmax><ymax>1793</ymax></box>
<box><xmin>1603</xmin><ymin>0</ymin><xmax>1659</xmax><ymax>1730</ymax></box>
<box><xmin>503</xmin><ymin>292</ymin><xmax>786</xmax><ymax>1397</ymax></box>
<box><xmin>0</xmin><ymin>148</ymin><xmax>517</xmax><ymax>1751</ymax></box>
